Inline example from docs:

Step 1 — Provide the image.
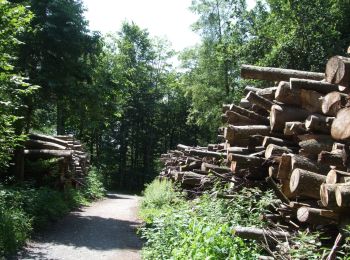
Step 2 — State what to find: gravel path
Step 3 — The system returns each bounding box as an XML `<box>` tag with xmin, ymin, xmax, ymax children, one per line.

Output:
<box><xmin>16</xmin><ymin>193</ymin><xmax>142</xmax><ymax>260</ymax></box>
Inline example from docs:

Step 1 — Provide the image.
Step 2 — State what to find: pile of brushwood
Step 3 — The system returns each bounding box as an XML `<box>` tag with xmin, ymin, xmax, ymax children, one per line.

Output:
<box><xmin>159</xmin><ymin>55</ymin><xmax>350</xmax><ymax>259</ymax></box>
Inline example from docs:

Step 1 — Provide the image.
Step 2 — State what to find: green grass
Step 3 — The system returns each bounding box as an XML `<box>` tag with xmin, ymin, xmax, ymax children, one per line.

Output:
<box><xmin>139</xmin><ymin>179</ymin><xmax>277</xmax><ymax>259</ymax></box>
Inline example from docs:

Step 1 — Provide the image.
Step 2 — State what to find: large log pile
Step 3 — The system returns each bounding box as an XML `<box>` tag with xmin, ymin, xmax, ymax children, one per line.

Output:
<box><xmin>160</xmin><ymin>56</ymin><xmax>350</xmax><ymax>256</ymax></box>
<box><xmin>16</xmin><ymin>133</ymin><xmax>90</xmax><ymax>188</ymax></box>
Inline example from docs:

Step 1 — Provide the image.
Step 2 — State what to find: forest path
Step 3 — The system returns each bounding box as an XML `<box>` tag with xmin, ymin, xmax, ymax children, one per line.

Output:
<box><xmin>17</xmin><ymin>193</ymin><xmax>142</xmax><ymax>260</ymax></box>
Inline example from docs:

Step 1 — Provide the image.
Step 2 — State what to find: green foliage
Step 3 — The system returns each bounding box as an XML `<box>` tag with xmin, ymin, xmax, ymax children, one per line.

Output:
<box><xmin>140</xmin><ymin>182</ymin><xmax>274</xmax><ymax>259</ymax></box>
<box><xmin>83</xmin><ymin>167</ymin><xmax>106</xmax><ymax>200</ymax></box>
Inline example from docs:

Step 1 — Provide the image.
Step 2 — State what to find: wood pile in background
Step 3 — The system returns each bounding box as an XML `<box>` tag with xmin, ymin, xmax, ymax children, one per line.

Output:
<box><xmin>159</xmin><ymin>55</ymin><xmax>350</xmax><ymax>255</ymax></box>
<box><xmin>16</xmin><ymin>133</ymin><xmax>90</xmax><ymax>188</ymax></box>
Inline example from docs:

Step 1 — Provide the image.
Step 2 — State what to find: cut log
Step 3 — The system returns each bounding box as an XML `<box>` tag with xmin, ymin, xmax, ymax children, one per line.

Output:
<box><xmin>298</xmin><ymin>135</ymin><xmax>334</xmax><ymax>160</ymax></box>
<box><xmin>335</xmin><ymin>185</ymin><xmax>350</xmax><ymax>207</ymax></box>
<box><xmin>233</xmin><ymin>226</ymin><xmax>290</xmax><ymax>241</ymax></box>
<box><xmin>305</xmin><ymin>114</ymin><xmax>334</xmax><ymax>134</ymax></box>
<box><xmin>180</xmin><ymin>160</ymin><xmax>202</xmax><ymax>172</ymax></box>
<box><xmin>239</xmin><ymin>98</ymin><xmax>251</xmax><ymax>109</ymax></box>
<box><xmin>222</xmin><ymin>104</ymin><xmax>231</xmax><ymax>113</ymax></box>
<box><xmin>24</xmin><ymin>149</ymin><xmax>73</xmax><ymax>158</ymax></box>
<box><xmin>289</xmin><ymin>168</ymin><xmax>326</xmax><ymax>199</ymax></box>
<box><xmin>224</xmin><ymin>110</ymin><xmax>256</xmax><ymax>125</ymax></box>
<box><xmin>241</xmin><ymin>65</ymin><xmax>324</xmax><ymax>81</ymax></box>
<box><xmin>256</xmin><ymin>87</ymin><xmax>278</xmax><ymax>101</ymax></box>
<box><xmin>29</xmin><ymin>133</ymin><xmax>69</xmax><ymax>147</ymax></box>
<box><xmin>246</xmin><ymin>91</ymin><xmax>274</xmax><ymax>111</ymax></box>
<box><xmin>331</xmin><ymin>108</ymin><xmax>350</xmax><ymax>141</ymax></box>
<box><xmin>25</xmin><ymin>139</ymin><xmax>67</xmax><ymax>150</ymax></box>
<box><xmin>226</xmin><ymin>147</ymin><xmax>250</xmax><ymax>154</ymax></box>
<box><xmin>265</xmin><ymin>144</ymin><xmax>293</xmax><ymax>161</ymax></box>
<box><xmin>176</xmin><ymin>144</ymin><xmax>191</xmax><ymax>151</ymax></box>
<box><xmin>229</xmin><ymin>104</ymin><xmax>269</xmax><ymax>125</ymax></box>
<box><xmin>228</xmin><ymin>153</ymin><xmax>265</xmax><ymax>167</ymax></box>
<box><xmin>268</xmin><ymin>165</ymin><xmax>278</xmax><ymax>178</ymax></box>
<box><xmin>321</xmin><ymin>91</ymin><xmax>348</xmax><ymax>116</ymax></box>
<box><xmin>251</xmin><ymin>104</ymin><xmax>269</xmax><ymax>117</ymax></box>
<box><xmin>297</xmin><ymin>207</ymin><xmax>339</xmax><ymax>224</ymax></box>
<box><xmin>290</xmin><ymin>78</ymin><xmax>339</xmax><ymax>94</ymax></box>
<box><xmin>318</xmin><ymin>151</ymin><xmax>345</xmax><ymax>169</ymax></box>
<box><xmin>270</xmin><ymin>104</ymin><xmax>309</xmax><ymax>132</ymax></box>
<box><xmin>201</xmin><ymin>163</ymin><xmax>231</xmax><ymax>174</ymax></box>
<box><xmin>277</xmin><ymin>154</ymin><xmax>292</xmax><ymax>180</ymax></box>
<box><xmin>188</xmin><ymin>149</ymin><xmax>225</xmax><ymax>159</ymax></box>
<box><xmin>326</xmin><ymin>169</ymin><xmax>350</xmax><ymax>184</ymax></box>
<box><xmin>284</xmin><ymin>121</ymin><xmax>307</xmax><ymax>136</ymax></box>
<box><xmin>275</xmin><ymin>82</ymin><xmax>323</xmax><ymax>113</ymax></box>
<box><xmin>320</xmin><ymin>184</ymin><xmax>338</xmax><ymax>207</ymax></box>
<box><xmin>262</xmin><ymin>136</ymin><xmax>296</xmax><ymax>148</ymax></box>
<box><xmin>291</xmin><ymin>154</ymin><xmax>329</xmax><ymax>175</ymax></box>
<box><xmin>325</xmin><ymin>56</ymin><xmax>350</xmax><ymax>86</ymax></box>
<box><xmin>244</xmin><ymin>85</ymin><xmax>260</xmax><ymax>94</ymax></box>
<box><xmin>224</xmin><ymin>125</ymin><xmax>271</xmax><ymax>144</ymax></box>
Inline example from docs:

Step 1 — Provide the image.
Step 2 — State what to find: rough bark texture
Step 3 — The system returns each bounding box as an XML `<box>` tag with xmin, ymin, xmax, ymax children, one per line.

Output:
<box><xmin>246</xmin><ymin>91</ymin><xmax>274</xmax><ymax>111</ymax></box>
<box><xmin>305</xmin><ymin>114</ymin><xmax>334</xmax><ymax>134</ymax></box>
<box><xmin>290</xmin><ymin>78</ymin><xmax>339</xmax><ymax>94</ymax></box>
<box><xmin>270</xmin><ymin>105</ymin><xmax>309</xmax><ymax>132</ymax></box>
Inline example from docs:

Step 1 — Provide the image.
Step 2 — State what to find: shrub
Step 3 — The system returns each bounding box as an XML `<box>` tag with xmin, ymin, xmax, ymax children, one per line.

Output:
<box><xmin>83</xmin><ymin>167</ymin><xmax>106</xmax><ymax>200</ymax></box>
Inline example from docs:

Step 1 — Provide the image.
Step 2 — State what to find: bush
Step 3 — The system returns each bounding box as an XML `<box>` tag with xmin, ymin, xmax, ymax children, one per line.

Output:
<box><xmin>139</xmin><ymin>180</ymin><xmax>273</xmax><ymax>259</ymax></box>
<box><xmin>83</xmin><ymin>167</ymin><xmax>106</xmax><ymax>200</ymax></box>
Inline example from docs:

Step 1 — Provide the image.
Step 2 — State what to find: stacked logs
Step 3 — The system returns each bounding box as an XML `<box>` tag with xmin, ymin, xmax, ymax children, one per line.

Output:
<box><xmin>18</xmin><ymin>133</ymin><xmax>90</xmax><ymax>188</ymax></box>
<box><xmin>160</xmin><ymin>55</ymin><xmax>350</xmax><ymax>229</ymax></box>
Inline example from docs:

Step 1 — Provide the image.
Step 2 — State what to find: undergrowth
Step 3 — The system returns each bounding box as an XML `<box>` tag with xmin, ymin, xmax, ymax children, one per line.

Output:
<box><xmin>0</xmin><ymin>167</ymin><xmax>105</xmax><ymax>257</ymax></box>
<box><xmin>139</xmin><ymin>179</ymin><xmax>276</xmax><ymax>259</ymax></box>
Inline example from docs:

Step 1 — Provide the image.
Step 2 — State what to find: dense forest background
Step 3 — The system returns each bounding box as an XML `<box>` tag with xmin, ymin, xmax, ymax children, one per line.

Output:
<box><xmin>1</xmin><ymin>0</ymin><xmax>350</xmax><ymax>192</ymax></box>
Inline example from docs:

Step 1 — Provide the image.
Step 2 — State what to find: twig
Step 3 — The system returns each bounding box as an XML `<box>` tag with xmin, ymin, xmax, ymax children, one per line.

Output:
<box><xmin>326</xmin><ymin>233</ymin><xmax>343</xmax><ymax>260</ymax></box>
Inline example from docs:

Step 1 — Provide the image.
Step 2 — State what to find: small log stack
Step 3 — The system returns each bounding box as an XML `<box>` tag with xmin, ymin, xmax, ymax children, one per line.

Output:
<box><xmin>18</xmin><ymin>133</ymin><xmax>90</xmax><ymax>188</ymax></box>
<box><xmin>160</xmin><ymin>56</ymin><xmax>350</xmax><ymax>240</ymax></box>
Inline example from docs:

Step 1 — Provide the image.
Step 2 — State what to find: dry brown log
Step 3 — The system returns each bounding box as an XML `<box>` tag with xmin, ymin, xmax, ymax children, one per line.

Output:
<box><xmin>270</xmin><ymin>104</ymin><xmax>309</xmax><ymax>132</ymax></box>
<box><xmin>25</xmin><ymin>139</ymin><xmax>67</xmax><ymax>150</ymax></box>
<box><xmin>298</xmin><ymin>135</ymin><xmax>334</xmax><ymax>159</ymax></box>
<box><xmin>29</xmin><ymin>133</ymin><xmax>69</xmax><ymax>147</ymax></box>
<box><xmin>201</xmin><ymin>163</ymin><xmax>231</xmax><ymax>174</ymax></box>
<box><xmin>305</xmin><ymin>114</ymin><xmax>334</xmax><ymax>134</ymax></box>
<box><xmin>226</xmin><ymin>147</ymin><xmax>250</xmax><ymax>154</ymax></box>
<box><xmin>290</xmin><ymin>78</ymin><xmax>339</xmax><ymax>94</ymax></box>
<box><xmin>290</xmin><ymin>154</ymin><xmax>329</xmax><ymax>175</ymax></box>
<box><xmin>318</xmin><ymin>151</ymin><xmax>345</xmax><ymax>169</ymax></box>
<box><xmin>326</xmin><ymin>169</ymin><xmax>350</xmax><ymax>184</ymax></box>
<box><xmin>325</xmin><ymin>56</ymin><xmax>350</xmax><ymax>86</ymax></box>
<box><xmin>244</xmin><ymin>85</ymin><xmax>261</xmax><ymax>94</ymax></box>
<box><xmin>188</xmin><ymin>149</ymin><xmax>225</xmax><ymax>159</ymax></box>
<box><xmin>228</xmin><ymin>153</ymin><xmax>265</xmax><ymax>166</ymax></box>
<box><xmin>224</xmin><ymin>125</ymin><xmax>271</xmax><ymax>144</ymax></box>
<box><xmin>289</xmin><ymin>168</ymin><xmax>326</xmax><ymax>199</ymax></box>
<box><xmin>233</xmin><ymin>226</ymin><xmax>290</xmax><ymax>241</ymax></box>
<box><xmin>297</xmin><ymin>207</ymin><xmax>339</xmax><ymax>224</ymax></box>
<box><xmin>246</xmin><ymin>91</ymin><xmax>274</xmax><ymax>111</ymax></box>
<box><xmin>180</xmin><ymin>160</ymin><xmax>202</xmax><ymax>172</ymax></box>
<box><xmin>284</xmin><ymin>121</ymin><xmax>307</xmax><ymax>136</ymax></box>
<box><xmin>251</xmin><ymin>104</ymin><xmax>269</xmax><ymax>117</ymax></box>
<box><xmin>265</xmin><ymin>144</ymin><xmax>293</xmax><ymax>161</ymax></box>
<box><xmin>275</xmin><ymin>81</ymin><xmax>323</xmax><ymax>113</ymax></box>
<box><xmin>321</xmin><ymin>91</ymin><xmax>348</xmax><ymax>116</ymax></box>
<box><xmin>241</xmin><ymin>65</ymin><xmax>324</xmax><ymax>81</ymax></box>
<box><xmin>229</xmin><ymin>104</ymin><xmax>269</xmax><ymax>125</ymax></box>
<box><xmin>336</xmin><ymin>185</ymin><xmax>350</xmax><ymax>207</ymax></box>
<box><xmin>255</xmin><ymin>87</ymin><xmax>278</xmax><ymax>101</ymax></box>
<box><xmin>331</xmin><ymin>108</ymin><xmax>350</xmax><ymax>141</ymax></box>
<box><xmin>262</xmin><ymin>136</ymin><xmax>296</xmax><ymax>148</ymax></box>
<box><xmin>239</xmin><ymin>98</ymin><xmax>251</xmax><ymax>109</ymax></box>
<box><xmin>224</xmin><ymin>110</ymin><xmax>257</xmax><ymax>125</ymax></box>
<box><xmin>24</xmin><ymin>149</ymin><xmax>73</xmax><ymax>158</ymax></box>
<box><xmin>320</xmin><ymin>183</ymin><xmax>338</xmax><ymax>207</ymax></box>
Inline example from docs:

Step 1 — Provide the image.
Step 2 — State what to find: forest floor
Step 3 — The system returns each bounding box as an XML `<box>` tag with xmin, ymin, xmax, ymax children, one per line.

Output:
<box><xmin>15</xmin><ymin>193</ymin><xmax>142</xmax><ymax>260</ymax></box>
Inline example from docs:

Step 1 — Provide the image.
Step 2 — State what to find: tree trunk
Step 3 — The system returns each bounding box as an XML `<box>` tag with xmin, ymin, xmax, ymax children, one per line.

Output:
<box><xmin>224</xmin><ymin>110</ymin><xmax>257</xmax><ymax>125</ymax></box>
<box><xmin>224</xmin><ymin>125</ymin><xmax>271</xmax><ymax>144</ymax></box>
<box><xmin>270</xmin><ymin>104</ymin><xmax>309</xmax><ymax>132</ymax></box>
<box><xmin>233</xmin><ymin>226</ymin><xmax>290</xmax><ymax>241</ymax></box>
<box><xmin>331</xmin><ymin>108</ymin><xmax>350</xmax><ymax>141</ymax></box>
<box><xmin>289</xmin><ymin>168</ymin><xmax>326</xmax><ymax>199</ymax></box>
<box><xmin>241</xmin><ymin>65</ymin><xmax>324</xmax><ymax>81</ymax></box>
<box><xmin>298</xmin><ymin>135</ymin><xmax>333</xmax><ymax>160</ymax></box>
<box><xmin>264</xmin><ymin>144</ymin><xmax>293</xmax><ymax>161</ymax></box>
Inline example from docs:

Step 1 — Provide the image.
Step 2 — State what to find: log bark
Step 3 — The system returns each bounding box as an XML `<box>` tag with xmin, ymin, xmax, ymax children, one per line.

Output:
<box><xmin>246</xmin><ymin>91</ymin><xmax>274</xmax><ymax>111</ymax></box>
<box><xmin>275</xmin><ymin>81</ymin><xmax>323</xmax><ymax>113</ymax></box>
<box><xmin>239</xmin><ymin>98</ymin><xmax>251</xmax><ymax>109</ymax></box>
<box><xmin>24</xmin><ymin>149</ymin><xmax>73</xmax><ymax>158</ymax></box>
<box><xmin>284</xmin><ymin>121</ymin><xmax>307</xmax><ymax>136</ymax></box>
<box><xmin>262</xmin><ymin>136</ymin><xmax>296</xmax><ymax>148</ymax></box>
<box><xmin>277</xmin><ymin>154</ymin><xmax>292</xmax><ymax>180</ymax></box>
<box><xmin>224</xmin><ymin>125</ymin><xmax>271</xmax><ymax>144</ymax></box>
<box><xmin>29</xmin><ymin>133</ymin><xmax>69</xmax><ymax>147</ymax></box>
<box><xmin>305</xmin><ymin>114</ymin><xmax>334</xmax><ymax>134</ymax></box>
<box><xmin>291</xmin><ymin>154</ymin><xmax>329</xmax><ymax>175</ymax></box>
<box><xmin>233</xmin><ymin>226</ymin><xmax>290</xmax><ymax>241</ymax></box>
<box><xmin>244</xmin><ymin>85</ymin><xmax>260</xmax><ymax>94</ymax></box>
<box><xmin>325</xmin><ymin>56</ymin><xmax>350</xmax><ymax>86</ymax></box>
<box><xmin>241</xmin><ymin>65</ymin><xmax>324</xmax><ymax>81</ymax></box>
<box><xmin>270</xmin><ymin>104</ymin><xmax>309</xmax><ymax>132</ymax></box>
<box><xmin>331</xmin><ymin>108</ymin><xmax>350</xmax><ymax>141</ymax></box>
<box><xmin>298</xmin><ymin>135</ymin><xmax>334</xmax><ymax>160</ymax></box>
<box><xmin>318</xmin><ymin>151</ymin><xmax>345</xmax><ymax>169</ymax></box>
<box><xmin>290</xmin><ymin>78</ymin><xmax>339</xmax><ymax>94</ymax></box>
<box><xmin>335</xmin><ymin>185</ymin><xmax>350</xmax><ymax>207</ymax></box>
<box><xmin>289</xmin><ymin>168</ymin><xmax>326</xmax><ymax>199</ymax></box>
<box><xmin>321</xmin><ymin>92</ymin><xmax>348</xmax><ymax>116</ymax></box>
<box><xmin>25</xmin><ymin>139</ymin><xmax>67</xmax><ymax>150</ymax></box>
<box><xmin>228</xmin><ymin>153</ymin><xmax>265</xmax><ymax>166</ymax></box>
<box><xmin>297</xmin><ymin>207</ymin><xmax>339</xmax><ymax>224</ymax></box>
<box><xmin>224</xmin><ymin>110</ymin><xmax>256</xmax><ymax>125</ymax></box>
<box><xmin>265</xmin><ymin>144</ymin><xmax>293</xmax><ymax>161</ymax></box>
<box><xmin>256</xmin><ymin>87</ymin><xmax>278</xmax><ymax>101</ymax></box>
<box><xmin>229</xmin><ymin>104</ymin><xmax>269</xmax><ymax>125</ymax></box>
<box><xmin>188</xmin><ymin>149</ymin><xmax>225</xmax><ymax>159</ymax></box>
<box><xmin>201</xmin><ymin>163</ymin><xmax>231</xmax><ymax>174</ymax></box>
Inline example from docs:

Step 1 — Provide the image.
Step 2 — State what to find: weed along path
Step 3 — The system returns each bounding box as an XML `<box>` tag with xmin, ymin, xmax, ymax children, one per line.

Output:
<box><xmin>17</xmin><ymin>193</ymin><xmax>142</xmax><ymax>260</ymax></box>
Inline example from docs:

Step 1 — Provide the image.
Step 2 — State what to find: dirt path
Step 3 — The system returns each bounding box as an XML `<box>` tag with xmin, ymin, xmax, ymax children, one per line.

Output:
<box><xmin>16</xmin><ymin>193</ymin><xmax>142</xmax><ymax>260</ymax></box>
